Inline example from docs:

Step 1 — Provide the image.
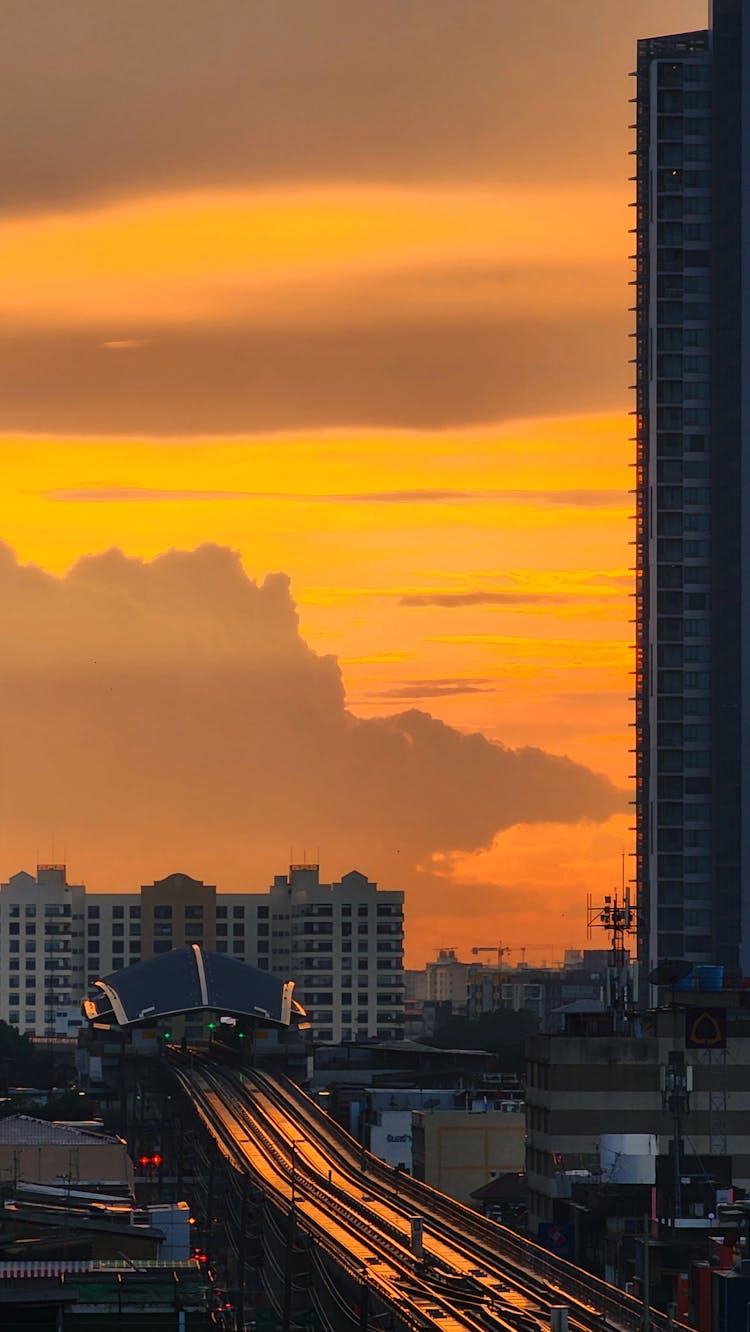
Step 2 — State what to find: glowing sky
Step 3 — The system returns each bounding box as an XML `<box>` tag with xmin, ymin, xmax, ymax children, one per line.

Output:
<box><xmin>2</xmin><ymin>1</ymin><xmax>706</xmax><ymax>966</ymax></box>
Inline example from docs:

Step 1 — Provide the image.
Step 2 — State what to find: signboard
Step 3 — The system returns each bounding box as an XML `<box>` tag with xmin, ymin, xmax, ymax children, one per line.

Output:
<box><xmin>538</xmin><ymin>1222</ymin><xmax>574</xmax><ymax>1259</ymax></box>
<box><xmin>685</xmin><ymin>1007</ymin><xmax>727</xmax><ymax>1049</ymax></box>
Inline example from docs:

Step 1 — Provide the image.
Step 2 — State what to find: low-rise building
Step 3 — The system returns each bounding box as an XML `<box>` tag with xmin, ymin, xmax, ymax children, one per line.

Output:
<box><xmin>412</xmin><ymin>1103</ymin><xmax>525</xmax><ymax>1207</ymax></box>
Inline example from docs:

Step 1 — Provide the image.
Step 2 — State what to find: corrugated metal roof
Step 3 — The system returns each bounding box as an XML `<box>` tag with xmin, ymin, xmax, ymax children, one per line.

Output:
<box><xmin>0</xmin><ymin>1116</ymin><xmax>117</xmax><ymax>1146</ymax></box>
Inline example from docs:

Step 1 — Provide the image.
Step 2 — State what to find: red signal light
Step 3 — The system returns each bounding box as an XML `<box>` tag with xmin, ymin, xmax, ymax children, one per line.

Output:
<box><xmin>138</xmin><ymin>1155</ymin><xmax>150</xmax><ymax>1167</ymax></box>
<box><xmin>151</xmin><ymin>1153</ymin><xmax>162</xmax><ymax>1167</ymax></box>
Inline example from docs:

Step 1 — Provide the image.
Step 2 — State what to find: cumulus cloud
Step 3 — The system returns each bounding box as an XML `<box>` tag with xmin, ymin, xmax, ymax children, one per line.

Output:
<box><xmin>0</xmin><ymin>541</ymin><xmax>624</xmax><ymax>898</ymax></box>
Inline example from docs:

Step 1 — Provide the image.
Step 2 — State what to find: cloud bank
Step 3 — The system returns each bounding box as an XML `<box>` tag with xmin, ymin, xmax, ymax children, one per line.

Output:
<box><xmin>0</xmin><ymin>542</ymin><xmax>624</xmax><ymax>897</ymax></box>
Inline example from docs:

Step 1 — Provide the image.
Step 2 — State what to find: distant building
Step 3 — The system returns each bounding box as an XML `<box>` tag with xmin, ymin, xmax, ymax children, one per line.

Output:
<box><xmin>412</xmin><ymin>1103</ymin><xmax>525</xmax><ymax>1208</ymax></box>
<box><xmin>268</xmin><ymin>864</ymin><xmax>404</xmax><ymax>1043</ymax></box>
<box><xmin>0</xmin><ymin>859</ymin><xmax>405</xmax><ymax>1040</ymax></box>
<box><xmin>0</xmin><ymin>865</ymin><xmax>86</xmax><ymax>1037</ymax></box>
<box><xmin>424</xmin><ymin>948</ymin><xmax>471</xmax><ymax>1010</ymax></box>
<box><xmin>140</xmin><ymin>872</ymin><xmax>217</xmax><ymax>958</ymax></box>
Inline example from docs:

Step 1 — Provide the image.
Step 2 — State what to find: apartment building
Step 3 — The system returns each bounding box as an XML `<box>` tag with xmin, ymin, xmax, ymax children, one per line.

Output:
<box><xmin>0</xmin><ymin>861</ymin><xmax>404</xmax><ymax>1041</ymax></box>
<box><xmin>268</xmin><ymin>864</ymin><xmax>404</xmax><ymax>1043</ymax></box>
<box><xmin>0</xmin><ymin>865</ymin><xmax>86</xmax><ymax>1037</ymax></box>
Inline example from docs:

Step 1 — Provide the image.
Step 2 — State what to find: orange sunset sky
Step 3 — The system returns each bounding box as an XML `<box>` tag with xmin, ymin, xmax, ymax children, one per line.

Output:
<box><xmin>1</xmin><ymin>1</ymin><xmax>706</xmax><ymax>967</ymax></box>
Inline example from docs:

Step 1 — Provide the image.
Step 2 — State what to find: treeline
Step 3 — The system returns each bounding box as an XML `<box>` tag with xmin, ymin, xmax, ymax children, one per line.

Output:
<box><xmin>430</xmin><ymin>1007</ymin><xmax>539</xmax><ymax>1074</ymax></box>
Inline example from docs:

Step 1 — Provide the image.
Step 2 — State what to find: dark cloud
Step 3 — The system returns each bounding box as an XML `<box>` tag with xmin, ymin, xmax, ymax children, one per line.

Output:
<box><xmin>0</xmin><ymin>541</ymin><xmax>625</xmax><ymax>895</ymax></box>
<box><xmin>399</xmin><ymin>592</ymin><xmax>575</xmax><ymax>608</ymax></box>
<box><xmin>0</xmin><ymin>1</ymin><xmax>704</xmax><ymax>213</ymax></box>
<box><xmin>374</xmin><ymin>680</ymin><xmax>496</xmax><ymax>700</ymax></box>
<box><xmin>43</xmin><ymin>487</ymin><xmax>624</xmax><ymax>508</ymax></box>
<box><xmin>0</xmin><ymin>314</ymin><xmax>628</xmax><ymax>435</ymax></box>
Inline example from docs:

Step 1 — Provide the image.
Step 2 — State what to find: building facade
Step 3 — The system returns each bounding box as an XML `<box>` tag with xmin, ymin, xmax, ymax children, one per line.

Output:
<box><xmin>268</xmin><ymin>864</ymin><xmax>404</xmax><ymax>1044</ymax></box>
<box><xmin>0</xmin><ymin>862</ymin><xmax>404</xmax><ymax>1040</ymax></box>
<box><xmin>0</xmin><ymin>865</ymin><xmax>86</xmax><ymax>1037</ymax></box>
<box><xmin>635</xmin><ymin>1</ymin><xmax>750</xmax><ymax>981</ymax></box>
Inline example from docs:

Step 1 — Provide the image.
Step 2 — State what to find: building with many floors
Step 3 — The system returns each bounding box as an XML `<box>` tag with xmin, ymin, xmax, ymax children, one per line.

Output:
<box><xmin>0</xmin><ymin>862</ymin><xmax>404</xmax><ymax>1041</ymax></box>
<box><xmin>635</xmin><ymin>0</ymin><xmax>750</xmax><ymax>981</ymax></box>
<box><xmin>267</xmin><ymin>863</ymin><xmax>404</xmax><ymax>1043</ymax></box>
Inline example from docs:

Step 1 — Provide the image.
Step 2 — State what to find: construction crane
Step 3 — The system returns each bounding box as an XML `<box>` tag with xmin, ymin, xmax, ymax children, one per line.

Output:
<box><xmin>471</xmin><ymin>942</ymin><xmax>513</xmax><ymax>967</ymax></box>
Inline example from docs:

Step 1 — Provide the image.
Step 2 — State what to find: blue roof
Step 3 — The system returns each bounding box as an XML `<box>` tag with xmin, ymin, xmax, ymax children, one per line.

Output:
<box><xmin>82</xmin><ymin>945</ymin><xmax>304</xmax><ymax>1028</ymax></box>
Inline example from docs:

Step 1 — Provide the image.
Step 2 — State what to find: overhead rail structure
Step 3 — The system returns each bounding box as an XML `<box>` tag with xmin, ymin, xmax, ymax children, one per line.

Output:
<box><xmin>170</xmin><ymin>1054</ymin><xmax>691</xmax><ymax>1332</ymax></box>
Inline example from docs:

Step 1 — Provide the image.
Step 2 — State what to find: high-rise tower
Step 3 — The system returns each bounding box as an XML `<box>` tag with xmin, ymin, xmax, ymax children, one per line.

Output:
<box><xmin>635</xmin><ymin>1</ymin><xmax>750</xmax><ymax>983</ymax></box>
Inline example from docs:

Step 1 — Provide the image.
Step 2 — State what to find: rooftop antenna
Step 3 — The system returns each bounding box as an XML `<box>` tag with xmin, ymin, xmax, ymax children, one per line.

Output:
<box><xmin>587</xmin><ymin>874</ymin><xmax>638</xmax><ymax>1029</ymax></box>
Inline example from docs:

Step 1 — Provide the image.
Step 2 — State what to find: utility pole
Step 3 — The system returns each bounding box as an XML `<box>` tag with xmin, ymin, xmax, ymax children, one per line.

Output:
<box><xmin>662</xmin><ymin>1051</ymin><xmax>690</xmax><ymax>1224</ymax></box>
<box><xmin>641</xmin><ymin>1216</ymin><xmax>651</xmax><ymax>1332</ymax></box>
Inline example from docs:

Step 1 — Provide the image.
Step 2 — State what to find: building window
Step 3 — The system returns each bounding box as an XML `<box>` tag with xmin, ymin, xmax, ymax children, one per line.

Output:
<box><xmin>153</xmin><ymin>940</ymin><xmax>171</xmax><ymax>954</ymax></box>
<box><xmin>8</xmin><ymin>923</ymin><xmax>18</xmax><ymax>936</ymax></box>
<box><xmin>258</xmin><ymin>923</ymin><xmax>269</xmax><ymax>936</ymax></box>
<box><xmin>112</xmin><ymin>923</ymin><xmax>125</xmax><ymax>936</ymax></box>
<box><xmin>233</xmin><ymin>906</ymin><xmax>244</xmax><ymax>919</ymax></box>
<box><xmin>185</xmin><ymin>923</ymin><xmax>203</xmax><ymax>939</ymax></box>
<box><xmin>258</xmin><ymin>906</ymin><xmax>269</xmax><ymax>919</ymax></box>
<box><xmin>154</xmin><ymin>924</ymin><xmax>172</xmax><ymax>938</ymax></box>
<box><xmin>113</xmin><ymin>906</ymin><xmax>124</xmax><ymax>919</ymax></box>
<box><xmin>9</xmin><ymin>906</ymin><xmax>19</xmax><ymax>919</ymax></box>
<box><xmin>185</xmin><ymin>905</ymin><xmax>204</xmax><ymax>920</ymax></box>
<box><xmin>216</xmin><ymin>906</ymin><xmax>227</xmax><ymax>919</ymax></box>
<box><xmin>25</xmin><ymin>906</ymin><xmax>36</xmax><ymax>918</ymax></box>
<box><xmin>216</xmin><ymin>940</ymin><xmax>228</xmax><ymax>953</ymax></box>
<box><xmin>25</xmin><ymin>924</ymin><xmax>35</xmax><ymax>935</ymax></box>
<box><xmin>233</xmin><ymin>923</ymin><xmax>244</xmax><ymax>937</ymax></box>
<box><xmin>154</xmin><ymin>906</ymin><xmax>172</xmax><ymax>920</ymax></box>
<box><xmin>129</xmin><ymin>906</ymin><xmax>141</xmax><ymax>918</ymax></box>
<box><xmin>216</xmin><ymin>923</ymin><xmax>227</xmax><ymax>936</ymax></box>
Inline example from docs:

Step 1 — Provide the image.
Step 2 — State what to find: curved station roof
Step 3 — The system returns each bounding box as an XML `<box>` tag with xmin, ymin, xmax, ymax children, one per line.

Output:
<box><xmin>81</xmin><ymin>944</ymin><xmax>306</xmax><ymax>1029</ymax></box>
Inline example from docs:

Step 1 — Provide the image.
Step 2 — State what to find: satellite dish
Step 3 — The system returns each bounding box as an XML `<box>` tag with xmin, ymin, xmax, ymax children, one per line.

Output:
<box><xmin>648</xmin><ymin>959</ymin><xmax>693</xmax><ymax>987</ymax></box>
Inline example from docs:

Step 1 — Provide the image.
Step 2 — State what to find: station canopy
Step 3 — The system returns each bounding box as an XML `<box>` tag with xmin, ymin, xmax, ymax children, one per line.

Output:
<box><xmin>81</xmin><ymin>944</ymin><xmax>307</xmax><ymax>1029</ymax></box>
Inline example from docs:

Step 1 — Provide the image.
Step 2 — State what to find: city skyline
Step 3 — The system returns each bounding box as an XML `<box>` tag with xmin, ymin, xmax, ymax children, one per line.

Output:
<box><xmin>1</xmin><ymin>1</ymin><xmax>706</xmax><ymax>967</ymax></box>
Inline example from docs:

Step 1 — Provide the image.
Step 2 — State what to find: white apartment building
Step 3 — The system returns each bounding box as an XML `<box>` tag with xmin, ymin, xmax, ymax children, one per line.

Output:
<box><xmin>0</xmin><ymin>862</ymin><xmax>405</xmax><ymax>1041</ymax></box>
<box><xmin>0</xmin><ymin>865</ymin><xmax>86</xmax><ymax>1037</ymax></box>
<box><xmin>269</xmin><ymin>864</ymin><xmax>404</xmax><ymax>1043</ymax></box>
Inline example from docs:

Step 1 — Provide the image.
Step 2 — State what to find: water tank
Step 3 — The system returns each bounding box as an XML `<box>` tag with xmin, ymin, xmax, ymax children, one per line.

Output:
<box><xmin>694</xmin><ymin>965</ymin><xmax>724</xmax><ymax>991</ymax></box>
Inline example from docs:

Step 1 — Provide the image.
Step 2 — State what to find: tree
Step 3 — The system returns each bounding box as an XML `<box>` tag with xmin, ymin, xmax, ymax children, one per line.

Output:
<box><xmin>431</xmin><ymin>1008</ymin><xmax>539</xmax><ymax>1074</ymax></box>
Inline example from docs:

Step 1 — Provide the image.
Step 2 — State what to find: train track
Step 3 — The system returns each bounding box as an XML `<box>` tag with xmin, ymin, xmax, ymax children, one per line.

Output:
<box><xmin>173</xmin><ymin>1061</ymin><xmax>522</xmax><ymax>1332</ymax></box>
<box><xmin>247</xmin><ymin>1067</ymin><xmax>692</xmax><ymax>1332</ymax></box>
<box><xmin>172</xmin><ymin>1055</ymin><xmax>689</xmax><ymax>1332</ymax></box>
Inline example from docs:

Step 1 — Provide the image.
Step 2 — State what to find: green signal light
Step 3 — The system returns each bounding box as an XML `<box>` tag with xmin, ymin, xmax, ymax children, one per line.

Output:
<box><xmin>208</xmin><ymin>1022</ymin><xmax>216</xmax><ymax>1030</ymax></box>
<box><xmin>164</xmin><ymin>1031</ymin><xmax>171</xmax><ymax>1040</ymax></box>
<box><xmin>238</xmin><ymin>1032</ymin><xmax>245</xmax><ymax>1040</ymax></box>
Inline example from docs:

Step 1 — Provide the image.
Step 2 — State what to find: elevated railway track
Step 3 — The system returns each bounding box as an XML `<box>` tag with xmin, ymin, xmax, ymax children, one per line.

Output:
<box><xmin>171</xmin><ymin>1055</ymin><xmax>690</xmax><ymax>1332</ymax></box>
